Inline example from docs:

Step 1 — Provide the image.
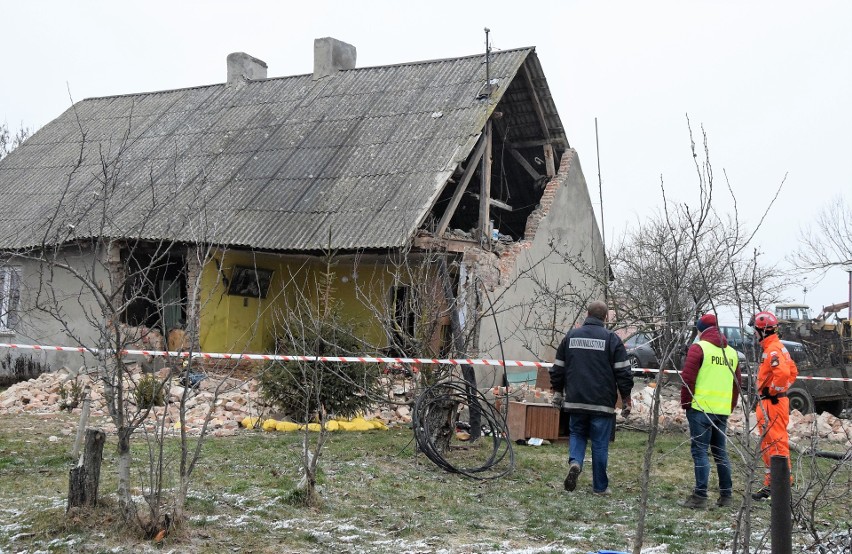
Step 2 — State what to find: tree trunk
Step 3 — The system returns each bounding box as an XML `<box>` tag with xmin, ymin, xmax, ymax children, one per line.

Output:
<box><xmin>116</xmin><ymin>426</ymin><xmax>136</xmax><ymax>521</ymax></box>
<box><xmin>633</xmin><ymin>374</ymin><xmax>664</xmax><ymax>554</ymax></box>
<box><xmin>422</xmin><ymin>387</ymin><xmax>457</xmax><ymax>453</ymax></box>
<box><xmin>67</xmin><ymin>428</ymin><xmax>105</xmax><ymax>511</ymax></box>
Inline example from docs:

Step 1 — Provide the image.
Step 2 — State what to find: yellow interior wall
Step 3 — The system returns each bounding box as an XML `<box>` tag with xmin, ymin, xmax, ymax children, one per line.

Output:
<box><xmin>197</xmin><ymin>251</ymin><xmax>397</xmax><ymax>354</ymax></box>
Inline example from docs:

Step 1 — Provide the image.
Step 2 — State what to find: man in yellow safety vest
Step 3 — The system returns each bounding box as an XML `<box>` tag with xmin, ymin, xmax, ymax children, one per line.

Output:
<box><xmin>679</xmin><ymin>313</ymin><xmax>742</xmax><ymax>509</ymax></box>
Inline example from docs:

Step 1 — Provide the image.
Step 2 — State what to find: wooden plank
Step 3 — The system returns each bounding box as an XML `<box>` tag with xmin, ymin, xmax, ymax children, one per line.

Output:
<box><xmin>508</xmin><ymin>138</ymin><xmax>569</xmax><ymax>149</ymax></box>
<box><xmin>479</xmin><ymin>121</ymin><xmax>493</xmax><ymax>246</ymax></box>
<box><xmin>543</xmin><ymin>143</ymin><xmax>555</xmax><ymax>177</ymax></box>
<box><xmin>521</xmin><ymin>62</ymin><xmax>551</xmax><ymax>140</ymax></box>
<box><xmin>509</xmin><ymin>148</ymin><xmax>542</xmax><ymax>180</ymax></box>
<box><xmin>466</xmin><ymin>192</ymin><xmax>513</xmax><ymax>212</ymax></box>
<box><xmin>434</xmin><ymin>134</ymin><xmax>487</xmax><ymax>237</ymax></box>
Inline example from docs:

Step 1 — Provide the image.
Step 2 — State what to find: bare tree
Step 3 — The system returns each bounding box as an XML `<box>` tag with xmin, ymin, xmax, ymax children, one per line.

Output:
<box><xmin>791</xmin><ymin>195</ymin><xmax>852</xmax><ymax>271</ymax></box>
<box><xmin>5</xmin><ymin>104</ymin><xmax>246</xmax><ymax>537</ymax></box>
<box><xmin>605</xmin><ymin>120</ymin><xmax>791</xmax><ymax>554</ymax></box>
<box><xmin>0</xmin><ymin>122</ymin><xmax>30</xmax><ymax>160</ymax></box>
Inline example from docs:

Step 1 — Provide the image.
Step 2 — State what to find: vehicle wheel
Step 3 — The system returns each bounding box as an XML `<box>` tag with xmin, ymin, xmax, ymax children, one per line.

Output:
<box><xmin>628</xmin><ymin>354</ymin><xmax>641</xmax><ymax>370</ymax></box>
<box><xmin>815</xmin><ymin>399</ymin><xmax>843</xmax><ymax>417</ymax></box>
<box><xmin>787</xmin><ymin>389</ymin><xmax>814</xmax><ymax>415</ymax></box>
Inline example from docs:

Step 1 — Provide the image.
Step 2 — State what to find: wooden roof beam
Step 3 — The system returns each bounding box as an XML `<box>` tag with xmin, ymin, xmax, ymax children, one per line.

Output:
<box><xmin>509</xmin><ymin>148</ymin><xmax>542</xmax><ymax>181</ymax></box>
<box><xmin>466</xmin><ymin>192</ymin><xmax>513</xmax><ymax>212</ymax></box>
<box><xmin>521</xmin><ymin>61</ymin><xmax>551</xmax><ymax>140</ymax></box>
<box><xmin>435</xmin><ymin>134</ymin><xmax>487</xmax><ymax>238</ymax></box>
<box><xmin>508</xmin><ymin>138</ymin><xmax>569</xmax><ymax>149</ymax></box>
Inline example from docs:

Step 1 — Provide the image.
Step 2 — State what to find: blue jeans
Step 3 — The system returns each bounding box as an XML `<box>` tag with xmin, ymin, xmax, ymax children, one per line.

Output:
<box><xmin>568</xmin><ymin>413</ymin><xmax>614</xmax><ymax>493</ymax></box>
<box><xmin>686</xmin><ymin>408</ymin><xmax>732</xmax><ymax>498</ymax></box>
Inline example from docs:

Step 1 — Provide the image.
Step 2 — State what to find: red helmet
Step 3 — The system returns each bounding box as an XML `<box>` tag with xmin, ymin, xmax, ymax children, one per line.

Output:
<box><xmin>753</xmin><ymin>311</ymin><xmax>778</xmax><ymax>329</ymax></box>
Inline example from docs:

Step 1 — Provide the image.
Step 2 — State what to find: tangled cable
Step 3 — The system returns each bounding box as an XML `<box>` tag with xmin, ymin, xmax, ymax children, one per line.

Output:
<box><xmin>412</xmin><ymin>380</ymin><xmax>514</xmax><ymax>480</ymax></box>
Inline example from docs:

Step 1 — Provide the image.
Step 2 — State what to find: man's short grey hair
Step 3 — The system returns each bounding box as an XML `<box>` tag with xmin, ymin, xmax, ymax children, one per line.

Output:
<box><xmin>587</xmin><ymin>300</ymin><xmax>608</xmax><ymax>321</ymax></box>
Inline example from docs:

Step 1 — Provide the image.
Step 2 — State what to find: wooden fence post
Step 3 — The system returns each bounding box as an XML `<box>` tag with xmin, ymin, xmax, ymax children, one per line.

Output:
<box><xmin>70</xmin><ymin>385</ymin><xmax>91</xmax><ymax>460</ymax></box>
<box><xmin>67</xmin><ymin>428</ymin><xmax>105</xmax><ymax>511</ymax></box>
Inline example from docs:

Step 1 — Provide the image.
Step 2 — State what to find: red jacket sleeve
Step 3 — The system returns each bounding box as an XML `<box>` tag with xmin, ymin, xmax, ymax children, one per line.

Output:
<box><xmin>680</xmin><ymin>343</ymin><xmax>704</xmax><ymax>409</ymax></box>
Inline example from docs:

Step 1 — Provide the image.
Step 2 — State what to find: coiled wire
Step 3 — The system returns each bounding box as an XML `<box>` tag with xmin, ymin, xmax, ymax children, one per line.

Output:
<box><xmin>412</xmin><ymin>380</ymin><xmax>514</xmax><ymax>480</ymax></box>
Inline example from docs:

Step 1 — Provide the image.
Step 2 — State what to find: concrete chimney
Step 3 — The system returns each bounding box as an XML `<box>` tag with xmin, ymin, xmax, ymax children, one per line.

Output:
<box><xmin>313</xmin><ymin>37</ymin><xmax>356</xmax><ymax>80</ymax></box>
<box><xmin>227</xmin><ymin>52</ymin><xmax>268</xmax><ymax>86</ymax></box>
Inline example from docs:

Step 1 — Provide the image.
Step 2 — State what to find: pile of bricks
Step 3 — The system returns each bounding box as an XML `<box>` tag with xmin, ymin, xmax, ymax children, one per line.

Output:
<box><xmin>626</xmin><ymin>385</ymin><xmax>852</xmax><ymax>447</ymax></box>
<box><xmin>0</xmin><ymin>366</ymin><xmax>417</xmax><ymax>437</ymax></box>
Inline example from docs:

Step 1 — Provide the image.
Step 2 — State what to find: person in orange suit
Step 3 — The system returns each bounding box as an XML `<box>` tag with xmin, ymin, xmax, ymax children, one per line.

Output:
<box><xmin>751</xmin><ymin>310</ymin><xmax>798</xmax><ymax>500</ymax></box>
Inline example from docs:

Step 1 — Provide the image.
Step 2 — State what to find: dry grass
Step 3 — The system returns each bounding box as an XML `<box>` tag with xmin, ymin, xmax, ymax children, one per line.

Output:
<box><xmin>0</xmin><ymin>411</ymin><xmax>849</xmax><ymax>553</ymax></box>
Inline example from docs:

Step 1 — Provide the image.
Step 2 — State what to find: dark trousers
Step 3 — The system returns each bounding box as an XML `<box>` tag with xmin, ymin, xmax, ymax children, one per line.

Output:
<box><xmin>686</xmin><ymin>408</ymin><xmax>732</xmax><ymax>498</ymax></box>
<box><xmin>568</xmin><ymin>412</ymin><xmax>614</xmax><ymax>493</ymax></box>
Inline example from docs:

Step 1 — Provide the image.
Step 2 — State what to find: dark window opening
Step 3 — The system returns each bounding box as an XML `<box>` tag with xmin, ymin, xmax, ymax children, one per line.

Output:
<box><xmin>121</xmin><ymin>247</ymin><xmax>186</xmax><ymax>335</ymax></box>
<box><xmin>227</xmin><ymin>266</ymin><xmax>273</xmax><ymax>298</ymax></box>
<box><xmin>389</xmin><ymin>285</ymin><xmax>416</xmax><ymax>356</ymax></box>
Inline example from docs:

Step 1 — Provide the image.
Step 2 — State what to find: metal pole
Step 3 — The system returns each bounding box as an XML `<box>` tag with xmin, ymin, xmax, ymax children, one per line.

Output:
<box><xmin>770</xmin><ymin>455</ymin><xmax>792</xmax><ymax>554</ymax></box>
<box><xmin>595</xmin><ymin>118</ymin><xmax>607</xmax><ymax>305</ymax></box>
<box><xmin>846</xmin><ymin>268</ymin><xmax>851</xmax><ymax>321</ymax></box>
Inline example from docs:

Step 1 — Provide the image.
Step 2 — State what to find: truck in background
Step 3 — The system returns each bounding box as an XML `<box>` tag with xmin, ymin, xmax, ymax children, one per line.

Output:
<box><xmin>767</xmin><ymin>302</ymin><xmax>852</xmax><ymax>416</ymax></box>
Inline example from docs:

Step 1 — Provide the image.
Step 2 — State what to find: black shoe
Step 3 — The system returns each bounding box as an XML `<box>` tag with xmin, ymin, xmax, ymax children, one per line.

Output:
<box><xmin>563</xmin><ymin>462</ymin><xmax>581</xmax><ymax>492</ymax></box>
<box><xmin>752</xmin><ymin>486</ymin><xmax>771</xmax><ymax>501</ymax></box>
<box><xmin>716</xmin><ymin>495</ymin><xmax>733</xmax><ymax>508</ymax></box>
<box><xmin>682</xmin><ymin>493</ymin><xmax>708</xmax><ymax>509</ymax></box>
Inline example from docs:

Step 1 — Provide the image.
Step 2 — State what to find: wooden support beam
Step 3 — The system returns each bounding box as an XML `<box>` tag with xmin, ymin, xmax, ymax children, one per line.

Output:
<box><xmin>466</xmin><ymin>192</ymin><xmax>513</xmax><ymax>212</ymax></box>
<box><xmin>543</xmin><ymin>143</ymin><xmax>555</xmax><ymax>177</ymax></box>
<box><xmin>435</xmin><ymin>134</ymin><xmax>487</xmax><ymax>238</ymax></box>
<box><xmin>509</xmin><ymin>148</ymin><xmax>542</xmax><ymax>181</ymax></box>
<box><xmin>521</xmin><ymin>62</ymin><xmax>551</xmax><ymax>140</ymax></box>
<box><xmin>508</xmin><ymin>138</ymin><xmax>569</xmax><ymax>149</ymax></box>
<box><xmin>479</xmin><ymin>121</ymin><xmax>493</xmax><ymax>247</ymax></box>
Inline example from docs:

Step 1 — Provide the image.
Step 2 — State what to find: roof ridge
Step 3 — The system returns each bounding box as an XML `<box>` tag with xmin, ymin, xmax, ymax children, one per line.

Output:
<box><xmin>78</xmin><ymin>46</ymin><xmax>536</xmax><ymax>104</ymax></box>
<box><xmin>343</xmin><ymin>45</ymin><xmax>535</xmax><ymax>72</ymax></box>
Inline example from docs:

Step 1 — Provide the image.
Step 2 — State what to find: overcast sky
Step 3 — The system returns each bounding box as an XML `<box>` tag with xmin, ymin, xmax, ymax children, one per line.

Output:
<box><xmin>2</xmin><ymin>0</ymin><xmax>850</xmax><ymax>322</ymax></box>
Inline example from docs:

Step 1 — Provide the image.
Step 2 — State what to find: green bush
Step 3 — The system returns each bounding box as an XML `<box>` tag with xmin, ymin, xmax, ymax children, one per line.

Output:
<box><xmin>134</xmin><ymin>374</ymin><xmax>165</xmax><ymax>409</ymax></box>
<box><xmin>58</xmin><ymin>378</ymin><xmax>85</xmax><ymax>411</ymax></box>
<box><xmin>260</xmin><ymin>321</ymin><xmax>381</xmax><ymax>421</ymax></box>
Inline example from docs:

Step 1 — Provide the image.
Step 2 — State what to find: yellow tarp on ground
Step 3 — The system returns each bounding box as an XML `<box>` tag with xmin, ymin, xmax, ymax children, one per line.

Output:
<box><xmin>241</xmin><ymin>415</ymin><xmax>388</xmax><ymax>432</ymax></box>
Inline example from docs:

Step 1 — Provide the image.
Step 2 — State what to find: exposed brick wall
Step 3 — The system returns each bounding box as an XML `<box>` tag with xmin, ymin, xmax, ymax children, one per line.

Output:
<box><xmin>523</xmin><ymin>150</ymin><xmax>573</xmax><ymax>242</ymax></box>
<box><xmin>476</xmin><ymin>150</ymin><xmax>576</xmax><ymax>284</ymax></box>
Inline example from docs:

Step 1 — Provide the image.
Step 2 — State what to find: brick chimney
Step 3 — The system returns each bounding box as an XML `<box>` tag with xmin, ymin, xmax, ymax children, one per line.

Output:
<box><xmin>313</xmin><ymin>37</ymin><xmax>356</xmax><ymax>80</ymax></box>
<box><xmin>227</xmin><ymin>52</ymin><xmax>268</xmax><ymax>86</ymax></box>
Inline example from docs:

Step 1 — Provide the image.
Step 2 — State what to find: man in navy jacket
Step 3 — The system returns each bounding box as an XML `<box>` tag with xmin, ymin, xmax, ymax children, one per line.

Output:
<box><xmin>549</xmin><ymin>300</ymin><xmax>634</xmax><ymax>495</ymax></box>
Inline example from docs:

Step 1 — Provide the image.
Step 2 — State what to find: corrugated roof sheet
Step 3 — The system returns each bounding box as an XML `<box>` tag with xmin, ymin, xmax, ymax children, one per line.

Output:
<box><xmin>0</xmin><ymin>47</ymin><xmax>566</xmax><ymax>251</ymax></box>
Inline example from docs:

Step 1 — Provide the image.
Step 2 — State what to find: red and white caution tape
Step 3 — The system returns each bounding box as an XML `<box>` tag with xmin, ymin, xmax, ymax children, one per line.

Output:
<box><xmin>2</xmin><ymin>342</ymin><xmax>851</xmax><ymax>382</ymax></box>
<box><xmin>0</xmin><ymin>342</ymin><xmax>548</xmax><ymax>368</ymax></box>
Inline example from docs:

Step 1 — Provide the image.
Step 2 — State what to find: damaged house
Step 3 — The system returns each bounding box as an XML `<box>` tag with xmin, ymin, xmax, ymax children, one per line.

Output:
<box><xmin>0</xmin><ymin>38</ymin><xmax>605</xmax><ymax>386</ymax></box>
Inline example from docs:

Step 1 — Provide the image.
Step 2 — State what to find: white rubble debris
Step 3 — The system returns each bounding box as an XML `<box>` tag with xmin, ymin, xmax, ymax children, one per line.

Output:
<box><xmin>0</xmin><ymin>366</ymin><xmax>416</xmax><ymax>437</ymax></box>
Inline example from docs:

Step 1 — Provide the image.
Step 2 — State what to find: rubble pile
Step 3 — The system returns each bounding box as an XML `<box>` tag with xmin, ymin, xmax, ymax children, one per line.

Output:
<box><xmin>0</xmin><ymin>366</ymin><xmax>417</xmax><ymax>437</ymax></box>
<box><xmin>624</xmin><ymin>385</ymin><xmax>852</xmax><ymax>448</ymax></box>
<box><xmin>1</xmin><ymin>369</ymin><xmax>849</xmax><ymax>448</ymax></box>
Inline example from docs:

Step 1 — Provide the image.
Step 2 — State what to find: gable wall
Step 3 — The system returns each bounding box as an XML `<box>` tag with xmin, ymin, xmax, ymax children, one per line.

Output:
<box><xmin>471</xmin><ymin>149</ymin><xmax>606</xmax><ymax>385</ymax></box>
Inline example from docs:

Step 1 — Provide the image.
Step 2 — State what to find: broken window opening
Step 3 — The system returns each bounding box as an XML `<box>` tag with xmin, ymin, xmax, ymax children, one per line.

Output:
<box><xmin>121</xmin><ymin>246</ymin><xmax>187</xmax><ymax>337</ymax></box>
<box><xmin>389</xmin><ymin>285</ymin><xmax>416</xmax><ymax>356</ymax></box>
